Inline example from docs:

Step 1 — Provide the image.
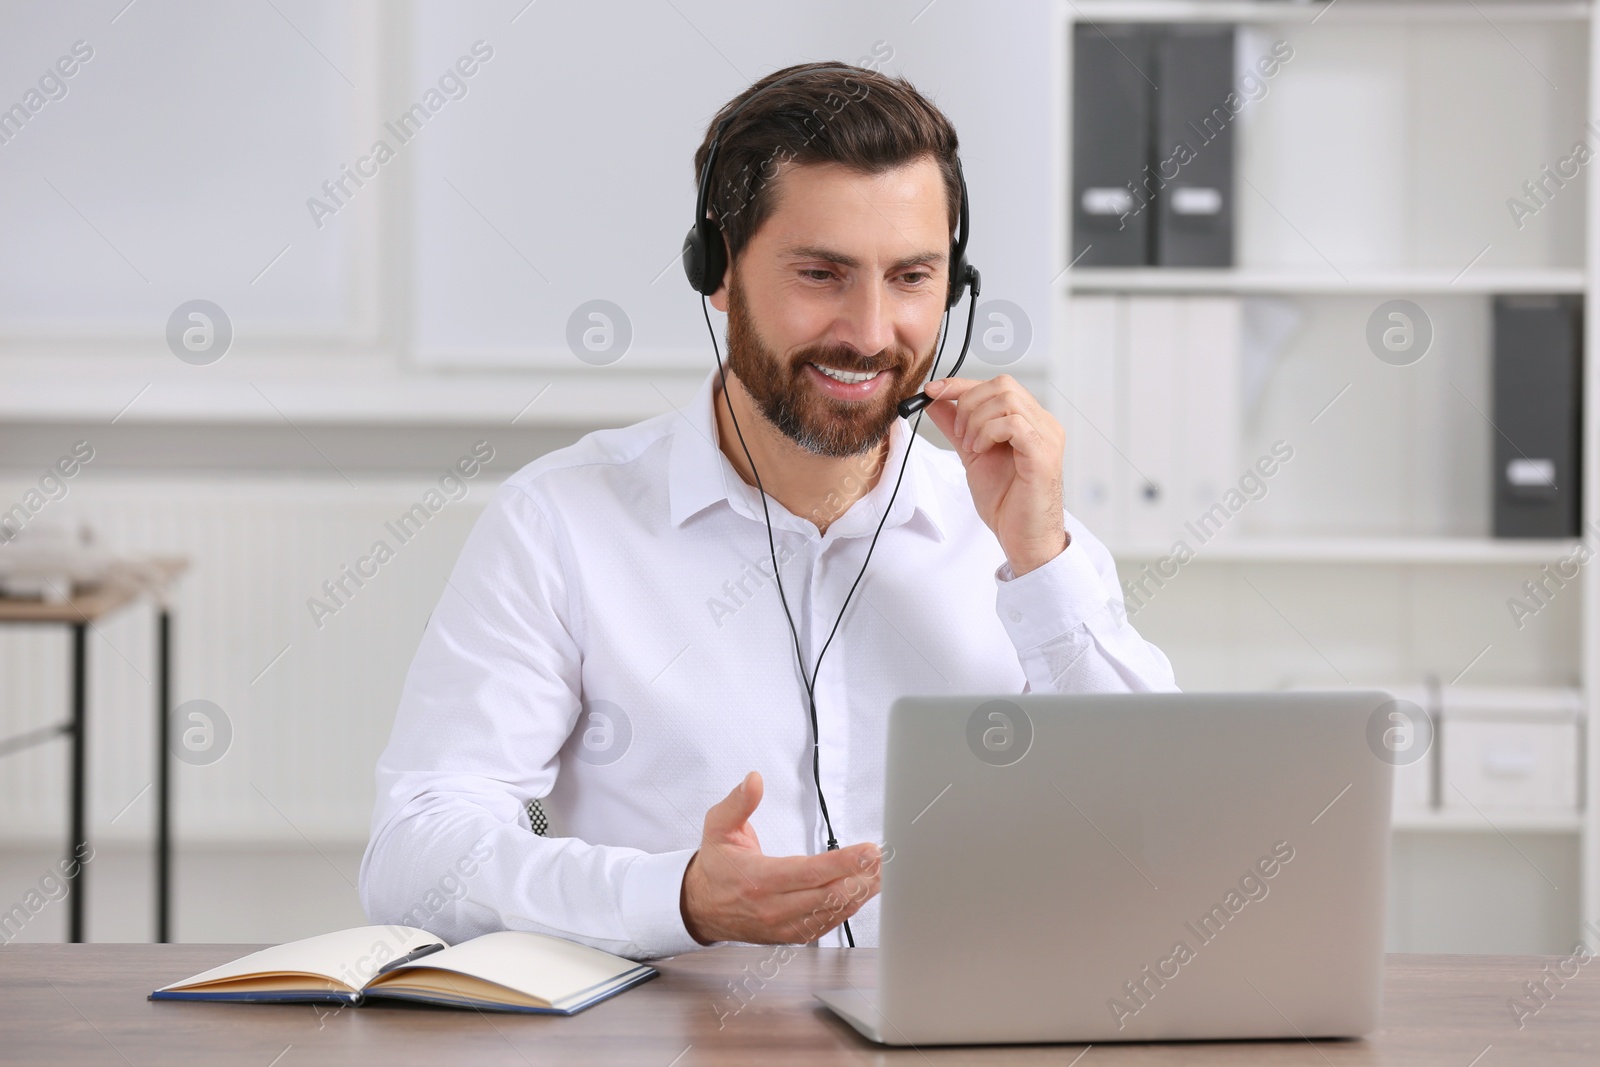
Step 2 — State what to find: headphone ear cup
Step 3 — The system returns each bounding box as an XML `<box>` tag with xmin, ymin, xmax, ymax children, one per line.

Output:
<box><xmin>946</xmin><ymin>255</ymin><xmax>969</xmax><ymax>309</ymax></box>
<box><xmin>700</xmin><ymin>226</ymin><xmax>728</xmax><ymax>296</ymax></box>
<box><xmin>681</xmin><ymin>227</ymin><xmax>707</xmax><ymax>293</ymax></box>
<box><xmin>682</xmin><ymin>222</ymin><xmax>728</xmax><ymax>296</ymax></box>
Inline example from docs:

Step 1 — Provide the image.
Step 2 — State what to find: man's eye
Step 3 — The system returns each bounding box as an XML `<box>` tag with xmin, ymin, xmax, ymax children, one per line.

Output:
<box><xmin>801</xmin><ymin>269</ymin><xmax>835</xmax><ymax>282</ymax></box>
<box><xmin>901</xmin><ymin>271</ymin><xmax>930</xmax><ymax>285</ymax></box>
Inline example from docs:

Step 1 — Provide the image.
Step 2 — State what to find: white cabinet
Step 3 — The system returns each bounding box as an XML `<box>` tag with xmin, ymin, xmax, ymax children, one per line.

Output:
<box><xmin>1444</xmin><ymin>719</ymin><xmax>1580</xmax><ymax>810</ymax></box>
<box><xmin>1053</xmin><ymin>0</ymin><xmax>1599</xmax><ymax>953</ymax></box>
<box><xmin>1350</xmin><ymin>684</ymin><xmax>1584</xmax><ymax>822</ymax></box>
<box><xmin>1442</xmin><ymin>689</ymin><xmax>1584</xmax><ymax>813</ymax></box>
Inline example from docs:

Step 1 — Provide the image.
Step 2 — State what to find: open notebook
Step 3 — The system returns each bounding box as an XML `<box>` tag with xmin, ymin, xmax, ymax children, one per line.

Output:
<box><xmin>150</xmin><ymin>926</ymin><xmax>657</xmax><ymax>1014</ymax></box>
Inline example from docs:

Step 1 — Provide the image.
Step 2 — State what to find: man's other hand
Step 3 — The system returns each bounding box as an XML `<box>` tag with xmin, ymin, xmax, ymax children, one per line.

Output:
<box><xmin>679</xmin><ymin>771</ymin><xmax>881</xmax><ymax>945</ymax></box>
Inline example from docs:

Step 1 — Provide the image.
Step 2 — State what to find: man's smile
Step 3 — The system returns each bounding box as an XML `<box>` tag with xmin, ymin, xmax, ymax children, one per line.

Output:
<box><xmin>806</xmin><ymin>362</ymin><xmax>891</xmax><ymax>400</ymax></box>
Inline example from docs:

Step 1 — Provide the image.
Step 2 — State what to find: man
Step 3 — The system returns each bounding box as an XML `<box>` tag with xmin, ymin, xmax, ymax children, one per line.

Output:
<box><xmin>360</xmin><ymin>62</ymin><xmax>1175</xmax><ymax>960</ymax></box>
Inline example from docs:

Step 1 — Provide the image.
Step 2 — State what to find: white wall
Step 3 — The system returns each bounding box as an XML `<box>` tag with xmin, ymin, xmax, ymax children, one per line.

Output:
<box><xmin>0</xmin><ymin>0</ymin><xmax>1052</xmax><ymax>393</ymax></box>
<box><xmin>0</xmin><ymin>0</ymin><xmax>1053</xmax><ymax>848</ymax></box>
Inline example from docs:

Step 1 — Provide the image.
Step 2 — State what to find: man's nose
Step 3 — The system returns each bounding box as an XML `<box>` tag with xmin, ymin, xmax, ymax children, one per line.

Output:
<box><xmin>835</xmin><ymin>282</ymin><xmax>895</xmax><ymax>360</ymax></box>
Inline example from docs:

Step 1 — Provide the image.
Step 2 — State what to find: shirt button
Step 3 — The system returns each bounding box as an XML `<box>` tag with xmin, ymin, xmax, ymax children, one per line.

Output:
<box><xmin>1007</xmin><ymin>609</ymin><xmax>1023</xmax><ymax>623</ymax></box>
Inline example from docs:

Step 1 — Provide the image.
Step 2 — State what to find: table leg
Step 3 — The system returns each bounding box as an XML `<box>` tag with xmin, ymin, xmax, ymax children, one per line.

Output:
<box><xmin>68</xmin><ymin>621</ymin><xmax>86</xmax><ymax>944</ymax></box>
<box><xmin>156</xmin><ymin>609</ymin><xmax>171</xmax><ymax>944</ymax></box>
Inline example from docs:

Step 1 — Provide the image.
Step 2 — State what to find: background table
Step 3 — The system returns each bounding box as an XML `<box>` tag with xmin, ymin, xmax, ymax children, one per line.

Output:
<box><xmin>3</xmin><ymin>944</ymin><xmax>1597</xmax><ymax>1065</ymax></box>
<box><xmin>0</xmin><ymin>557</ymin><xmax>187</xmax><ymax>943</ymax></box>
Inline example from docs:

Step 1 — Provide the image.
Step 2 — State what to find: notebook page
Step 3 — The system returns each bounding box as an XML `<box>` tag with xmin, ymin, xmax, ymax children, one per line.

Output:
<box><xmin>384</xmin><ymin>930</ymin><xmax>641</xmax><ymax>1002</ymax></box>
<box><xmin>158</xmin><ymin>925</ymin><xmax>443</xmax><ymax>991</ymax></box>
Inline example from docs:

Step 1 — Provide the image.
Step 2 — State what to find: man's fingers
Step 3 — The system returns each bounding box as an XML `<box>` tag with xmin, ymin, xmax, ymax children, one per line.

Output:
<box><xmin>955</xmin><ymin>390</ymin><xmax>1028</xmax><ymax>449</ymax></box>
<box><xmin>924</xmin><ymin>376</ymin><xmax>982</xmax><ymax>402</ymax></box>
<box><xmin>921</xmin><ymin>392</ymin><xmax>980</xmax><ymax>459</ymax></box>
<box><xmin>920</xmin><ymin>393</ymin><xmax>960</xmax><ymax>450</ymax></box>
<box><xmin>754</xmin><ymin>841</ymin><xmax>880</xmax><ymax>894</ymax></box>
<box><xmin>923</xmin><ymin>377</ymin><xmax>994</xmax><ymax>456</ymax></box>
<box><xmin>972</xmin><ymin>412</ymin><xmax>1043</xmax><ymax>457</ymax></box>
<box><xmin>774</xmin><ymin>871</ymin><xmax>881</xmax><ymax>943</ymax></box>
<box><xmin>702</xmin><ymin>771</ymin><xmax>763</xmax><ymax>840</ymax></box>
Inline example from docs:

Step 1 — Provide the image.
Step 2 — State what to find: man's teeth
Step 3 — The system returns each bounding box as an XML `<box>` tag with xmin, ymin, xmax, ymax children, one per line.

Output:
<box><xmin>812</xmin><ymin>364</ymin><xmax>882</xmax><ymax>385</ymax></box>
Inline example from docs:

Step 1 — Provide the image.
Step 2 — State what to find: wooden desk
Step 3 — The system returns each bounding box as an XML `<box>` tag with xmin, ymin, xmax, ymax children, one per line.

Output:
<box><xmin>3</xmin><ymin>944</ymin><xmax>1597</xmax><ymax>1065</ymax></box>
<box><xmin>0</xmin><ymin>557</ymin><xmax>187</xmax><ymax>943</ymax></box>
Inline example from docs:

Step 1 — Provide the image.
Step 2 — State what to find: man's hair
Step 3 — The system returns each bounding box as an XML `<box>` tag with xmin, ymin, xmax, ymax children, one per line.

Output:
<box><xmin>691</xmin><ymin>61</ymin><xmax>961</xmax><ymax>267</ymax></box>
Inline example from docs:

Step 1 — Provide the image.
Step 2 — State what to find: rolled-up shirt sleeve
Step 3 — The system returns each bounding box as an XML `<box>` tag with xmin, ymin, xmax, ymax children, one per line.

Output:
<box><xmin>358</xmin><ymin>482</ymin><xmax>702</xmax><ymax>961</ymax></box>
<box><xmin>993</xmin><ymin>511</ymin><xmax>1179</xmax><ymax>694</ymax></box>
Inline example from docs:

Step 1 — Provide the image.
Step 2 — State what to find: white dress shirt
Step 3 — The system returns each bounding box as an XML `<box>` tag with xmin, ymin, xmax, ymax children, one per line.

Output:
<box><xmin>360</xmin><ymin>369</ymin><xmax>1177</xmax><ymax>959</ymax></box>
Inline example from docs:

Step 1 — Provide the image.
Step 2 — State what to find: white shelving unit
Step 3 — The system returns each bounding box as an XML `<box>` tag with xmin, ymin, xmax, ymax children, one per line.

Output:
<box><xmin>1051</xmin><ymin>0</ymin><xmax>1598</xmax><ymax>954</ymax></box>
<box><xmin>1068</xmin><ymin>268</ymin><xmax>1589</xmax><ymax>295</ymax></box>
<box><xmin>1067</xmin><ymin>1</ymin><xmax>1592</xmax><ymax>23</ymax></box>
<box><xmin>1393</xmin><ymin>810</ymin><xmax>1584</xmax><ymax>834</ymax></box>
<box><xmin>1106</xmin><ymin>537</ymin><xmax>1583</xmax><ymax>564</ymax></box>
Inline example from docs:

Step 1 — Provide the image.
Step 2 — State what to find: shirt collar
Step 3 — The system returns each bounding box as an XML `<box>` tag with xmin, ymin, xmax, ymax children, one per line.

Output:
<box><xmin>667</xmin><ymin>368</ymin><xmax>946</xmax><ymax>542</ymax></box>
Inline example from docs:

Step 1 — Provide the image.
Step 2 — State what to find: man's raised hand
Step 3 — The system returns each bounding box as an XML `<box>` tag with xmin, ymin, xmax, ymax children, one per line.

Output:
<box><xmin>679</xmin><ymin>771</ymin><xmax>880</xmax><ymax>945</ymax></box>
<box><xmin>921</xmin><ymin>374</ymin><xmax>1069</xmax><ymax>577</ymax></box>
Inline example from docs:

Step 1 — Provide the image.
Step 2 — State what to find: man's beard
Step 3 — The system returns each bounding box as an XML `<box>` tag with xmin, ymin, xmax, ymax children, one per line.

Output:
<box><xmin>724</xmin><ymin>275</ymin><xmax>937</xmax><ymax>458</ymax></box>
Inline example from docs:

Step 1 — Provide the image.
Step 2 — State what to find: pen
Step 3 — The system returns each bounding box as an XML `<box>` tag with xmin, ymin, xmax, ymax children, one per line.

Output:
<box><xmin>374</xmin><ymin>942</ymin><xmax>445</xmax><ymax>977</ymax></box>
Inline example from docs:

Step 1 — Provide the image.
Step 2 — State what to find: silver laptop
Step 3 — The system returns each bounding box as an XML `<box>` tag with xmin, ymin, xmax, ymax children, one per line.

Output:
<box><xmin>817</xmin><ymin>691</ymin><xmax>1392</xmax><ymax>1045</ymax></box>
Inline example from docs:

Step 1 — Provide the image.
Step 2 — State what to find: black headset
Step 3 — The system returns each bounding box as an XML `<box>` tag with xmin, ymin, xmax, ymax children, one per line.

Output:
<box><xmin>681</xmin><ymin>64</ymin><xmax>980</xmax><ymax>947</ymax></box>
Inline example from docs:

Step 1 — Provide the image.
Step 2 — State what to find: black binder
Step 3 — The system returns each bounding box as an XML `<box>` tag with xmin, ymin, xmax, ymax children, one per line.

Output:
<box><xmin>1492</xmin><ymin>295</ymin><xmax>1583</xmax><ymax>538</ymax></box>
<box><xmin>1151</xmin><ymin>27</ymin><xmax>1236</xmax><ymax>267</ymax></box>
<box><xmin>1072</xmin><ymin>25</ymin><xmax>1154</xmax><ymax>267</ymax></box>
